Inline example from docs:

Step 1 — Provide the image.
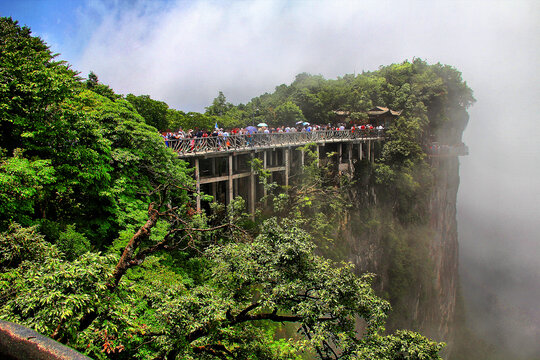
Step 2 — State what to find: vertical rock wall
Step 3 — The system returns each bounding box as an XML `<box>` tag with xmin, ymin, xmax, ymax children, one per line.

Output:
<box><xmin>426</xmin><ymin>156</ymin><xmax>460</xmax><ymax>350</ymax></box>
<box><xmin>340</xmin><ymin>155</ymin><xmax>462</xmax><ymax>355</ymax></box>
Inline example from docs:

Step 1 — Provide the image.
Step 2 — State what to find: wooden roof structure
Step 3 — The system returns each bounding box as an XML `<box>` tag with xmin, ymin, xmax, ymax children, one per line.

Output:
<box><xmin>367</xmin><ymin>106</ymin><xmax>402</xmax><ymax>127</ymax></box>
<box><xmin>367</xmin><ymin>106</ymin><xmax>402</xmax><ymax>117</ymax></box>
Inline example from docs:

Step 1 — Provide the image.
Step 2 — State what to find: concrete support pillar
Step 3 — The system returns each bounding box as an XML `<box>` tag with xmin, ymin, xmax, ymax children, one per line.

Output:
<box><xmin>284</xmin><ymin>148</ymin><xmax>290</xmax><ymax>187</ymax></box>
<box><xmin>228</xmin><ymin>154</ymin><xmax>233</xmax><ymax>205</ymax></box>
<box><xmin>263</xmin><ymin>151</ymin><xmax>268</xmax><ymax>200</ymax></box>
<box><xmin>367</xmin><ymin>140</ymin><xmax>371</xmax><ymax>163</ymax></box>
<box><xmin>233</xmin><ymin>156</ymin><xmax>239</xmax><ymax>198</ymax></box>
<box><xmin>316</xmin><ymin>145</ymin><xmax>320</xmax><ymax>167</ymax></box>
<box><xmin>359</xmin><ymin>142</ymin><xmax>363</xmax><ymax>160</ymax></box>
<box><xmin>371</xmin><ymin>141</ymin><xmax>375</xmax><ymax>163</ymax></box>
<box><xmin>301</xmin><ymin>149</ymin><xmax>305</xmax><ymax>168</ymax></box>
<box><xmin>211</xmin><ymin>158</ymin><xmax>217</xmax><ymax>201</ymax></box>
<box><xmin>339</xmin><ymin>143</ymin><xmax>343</xmax><ymax>164</ymax></box>
<box><xmin>195</xmin><ymin>158</ymin><xmax>201</xmax><ymax>211</ymax></box>
<box><xmin>348</xmin><ymin>143</ymin><xmax>353</xmax><ymax>171</ymax></box>
<box><xmin>250</xmin><ymin>153</ymin><xmax>256</xmax><ymax>215</ymax></box>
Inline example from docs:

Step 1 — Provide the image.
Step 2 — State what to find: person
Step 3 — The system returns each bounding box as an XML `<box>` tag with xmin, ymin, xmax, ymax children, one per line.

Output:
<box><xmin>223</xmin><ymin>129</ymin><xmax>230</xmax><ymax>149</ymax></box>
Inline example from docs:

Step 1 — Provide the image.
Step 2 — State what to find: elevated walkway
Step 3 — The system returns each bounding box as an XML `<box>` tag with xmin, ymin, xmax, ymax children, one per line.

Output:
<box><xmin>166</xmin><ymin>130</ymin><xmax>385</xmax><ymax>158</ymax></box>
<box><xmin>167</xmin><ymin>130</ymin><xmax>385</xmax><ymax>215</ymax></box>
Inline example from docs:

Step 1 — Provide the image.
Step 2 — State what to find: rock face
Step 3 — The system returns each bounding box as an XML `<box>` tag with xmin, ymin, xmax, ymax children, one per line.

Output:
<box><xmin>426</xmin><ymin>156</ymin><xmax>460</xmax><ymax>349</ymax></box>
<box><xmin>340</xmin><ymin>155</ymin><xmax>462</xmax><ymax>355</ymax></box>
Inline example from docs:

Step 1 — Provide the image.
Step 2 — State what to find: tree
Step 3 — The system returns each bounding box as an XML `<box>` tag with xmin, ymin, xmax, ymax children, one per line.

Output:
<box><xmin>126</xmin><ymin>94</ymin><xmax>170</xmax><ymax>131</ymax></box>
<box><xmin>0</xmin><ymin>17</ymin><xmax>79</xmax><ymax>155</ymax></box>
<box><xmin>275</xmin><ymin>101</ymin><xmax>305</xmax><ymax>126</ymax></box>
<box><xmin>206</xmin><ymin>91</ymin><xmax>233</xmax><ymax>116</ymax></box>
<box><xmin>0</xmin><ymin>206</ymin><xmax>444</xmax><ymax>359</ymax></box>
<box><xmin>85</xmin><ymin>71</ymin><xmax>120</xmax><ymax>101</ymax></box>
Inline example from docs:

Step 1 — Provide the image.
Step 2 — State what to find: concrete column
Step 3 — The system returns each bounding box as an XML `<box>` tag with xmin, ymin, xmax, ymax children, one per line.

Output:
<box><xmin>211</xmin><ymin>158</ymin><xmax>217</xmax><ymax>201</ymax></box>
<box><xmin>359</xmin><ymin>142</ymin><xmax>363</xmax><ymax>160</ymax></box>
<box><xmin>301</xmin><ymin>149</ymin><xmax>305</xmax><ymax>168</ymax></box>
<box><xmin>367</xmin><ymin>140</ymin><xmax>371</xmax><ymax>163</ymax></box>
<box><xmin>316</xmin><ymin>145</ymin><xmax>320</xmax><ymax>167</ymax></box>
<box><xmin>371</xmin><ymin>141</ymin><xmax>375</xmax><ymax>163</ymax></box>
<box><xmin>211</xmin><ymin>182</ymin><xmax>217</xmax><ymax>202</ymax></box>
<box><xmin>284</xmin><ymin>148</ymin><xmax>290</xmax><ymax>187</ymax></box>
<box><xmin>228</xmin><ymin>154</ymin><xmax>233</xmax><ymax>205</ymax></box>
<box><xmin>233</xmin><ymin>156</ymin><xmax>239</xmax><ymax>198</ymax></box>
<box><xmin>263</xmin><ymin>151</ymin><xmax>268</xmax><ymax>200</ymax></box>
<box><xmin>348</xmin><ymin>143</ymin><xmax>353</xmax><ymax>171</ymax></box>
<box><xmin>250</xmin><ymin>153</ymin><xmax>256</xmax><ymax>215</ymax></box>
<box><xmin>195</xmin><ymin>158</ymin><xmax>201</xmax><ymax>211</ymax></box>
<box><xmin>339</xmin><ymin>143</ymin><xmax>343</xmax><ymax>164</ymax></box>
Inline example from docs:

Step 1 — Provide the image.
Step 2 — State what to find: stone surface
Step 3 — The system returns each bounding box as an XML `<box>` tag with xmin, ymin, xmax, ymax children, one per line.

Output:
<box><xmin>0</xmin><ymin>320</ymin><xmax>91</xmax><ymax>360</ymax></box>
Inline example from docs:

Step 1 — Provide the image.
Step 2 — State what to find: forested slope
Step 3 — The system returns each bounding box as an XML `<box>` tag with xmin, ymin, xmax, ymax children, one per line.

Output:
<box><xmin>0</xmin><ymin>17</ymin><xmax>474</xmax><ymax>359</ymax></box>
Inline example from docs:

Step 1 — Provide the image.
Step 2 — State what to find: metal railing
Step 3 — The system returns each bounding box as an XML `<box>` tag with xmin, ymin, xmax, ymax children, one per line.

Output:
<box><xmin>165</xmin><ymin>130</ymin><xmax>385</xmax><ymax>157</ymax></box>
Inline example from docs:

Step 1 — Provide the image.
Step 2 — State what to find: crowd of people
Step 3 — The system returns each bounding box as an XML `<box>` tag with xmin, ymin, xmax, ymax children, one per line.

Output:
<box><xmin>161</xmin><ymin>123</ymin><xmax>384</xmax><ymax>145</ymax></box>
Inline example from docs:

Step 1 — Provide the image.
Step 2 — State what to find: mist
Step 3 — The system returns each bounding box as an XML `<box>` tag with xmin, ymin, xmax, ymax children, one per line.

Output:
<box><xmin>10</xmin><ymin>0</ymin><xmax>539</xmax><ymax>357</ymax></box>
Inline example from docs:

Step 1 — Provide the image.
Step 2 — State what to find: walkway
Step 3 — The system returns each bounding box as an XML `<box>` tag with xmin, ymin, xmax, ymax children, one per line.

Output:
<box><xmin>166</xmin><ymin>129</ymin><xmax>385</xmax><ymax>157</ymax></box>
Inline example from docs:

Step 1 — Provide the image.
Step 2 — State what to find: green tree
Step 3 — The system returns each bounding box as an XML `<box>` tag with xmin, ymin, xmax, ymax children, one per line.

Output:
<box><xmin>85</xmin><ymin>71</ymin><xmax>120</xmax><ymax>101</ymax></box>
<box><xmin>0</xmin><ymin>17</ymin><xmax>79</xmax><ymax>155</ymax></box>
<box><xmin>126</xmin><ymin>94</ymin><xmax>170</xmax><ymax>131</ymax></box>
<box><xmin>275</xmin><ymin>101</ymin><xmax>305</xmax><ymax>126</ymax></box>
<box><xmin>206</xmin><ymin>91</ymin><xmax>233</xmax><ymax>116</ymax></box>
<box><xmin>0</xmin><ymin>212</ymin><xmax>444</xmax><ymax>359</ymax></box>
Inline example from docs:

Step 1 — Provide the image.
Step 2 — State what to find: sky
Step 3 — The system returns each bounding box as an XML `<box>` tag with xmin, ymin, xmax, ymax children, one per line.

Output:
<box><xmin>1</xmin><ymin>0</ymin><xmax>539</xmax><ymax>357</ymax></box>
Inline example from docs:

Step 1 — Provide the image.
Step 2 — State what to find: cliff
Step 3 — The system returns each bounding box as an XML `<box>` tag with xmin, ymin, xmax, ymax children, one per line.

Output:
<box><xmin>333</xmin><ymin>154</ymin><xmax>461</xmax><ymax>357</ymax></box>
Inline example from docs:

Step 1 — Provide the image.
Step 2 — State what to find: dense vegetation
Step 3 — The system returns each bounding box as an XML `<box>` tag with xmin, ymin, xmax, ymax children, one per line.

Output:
<box><xmin>0</xmin><ymin>17</ymin><xmax>475</xmax><ymax>359</ymax></box>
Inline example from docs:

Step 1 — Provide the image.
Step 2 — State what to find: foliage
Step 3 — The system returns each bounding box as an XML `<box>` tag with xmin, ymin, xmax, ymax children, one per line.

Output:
<box><xmin>125</xmin><ymin>93</ymin><xmax>170</xmax><ymax>131</ymax></box>
<box><xmin>0</xmin><ymin>217</ymin><xmax>443</xmax><ymax>359</ymax></box>
<box><xmin>206</xmin><ymin>91</ymin><xmax>234</xmax><ymax>116</ymax></box>
<box><xmin>0</xmin><ymin>17</ymin><xmax>79</xmax><ymax>155</ymax></box>
<box><xmin>0</xmin><ymin>149</ymin><xmax>56</xmax><ymax>227</ymax></box>
<box><xmin>0</xmin><ymin>223</ymin><xmax>58</xmax><ymax>270</ymax></box>
<box><xmin>57</xmin><ymin>224</ymin><xmax>91</xmax><ymax>260</ymax></box>
<box><xmin>85</xmin><ymin>71</ymin><xmax>121</xmax><ymax>101</ymax></box>
<box><xmin>274</xmin><ymin>101</ymin><xmax>306</xmax><ymax>126</ymax></box>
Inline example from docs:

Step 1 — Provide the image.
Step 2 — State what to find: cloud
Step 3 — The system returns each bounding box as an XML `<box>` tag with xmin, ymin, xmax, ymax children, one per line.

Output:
<box><xmin>75</xmin><ymin>0</ymin><xmax>538</xmax><ymax>112</ymax></box>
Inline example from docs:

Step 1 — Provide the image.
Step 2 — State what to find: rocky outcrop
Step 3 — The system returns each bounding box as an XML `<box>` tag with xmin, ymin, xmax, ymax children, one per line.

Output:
<box><xmin>339</xmin><ymin>154</ymin><xmax>462</xmax><ymax>356</ymax></box>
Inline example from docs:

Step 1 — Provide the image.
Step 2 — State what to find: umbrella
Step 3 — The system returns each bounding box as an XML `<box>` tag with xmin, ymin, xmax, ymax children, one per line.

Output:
<box><xmin>295</xmin><ymin>120</ymin><xmax>303</xmax><ymax>125</ymax></box>
<box><xmin>246</xmin><ymin>126</ymin><xmax>257</xmax><ymax>134</ymax></box>
<box><xmin>303</xmin><ymin>122</ymin><xmax>310</xmax><ymax>126</ymax></box>
<box><xmin>257</xmin><ymin>123</ymin><xmax>268</xmax><ymax>127</ymax></box>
